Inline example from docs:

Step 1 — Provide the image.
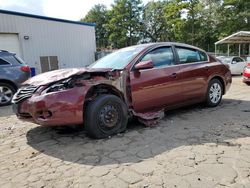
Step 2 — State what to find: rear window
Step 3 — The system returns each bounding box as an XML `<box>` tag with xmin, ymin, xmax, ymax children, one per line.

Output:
<box><xmin>1</xmin><ymin>55</ymin><xmax>25</xmax><ymax>65</ymax></box>
<box><xmin>0</xmin><ymin>58</ymin><xmax>10</xmax><ymax>65</ymax></box>
<box><xmin>199</xmin><ymin>51</ymin><xmax>208</xmax><ymax>61</ymax></box>
<box><xmin>14</xmin><ymin>55</ymin><xmax>25</xmax><ymax>64</ymax></box>
<box><xmin>176</xmin><ymin>47</ymin><xmax>208</xmax><ymax>64</ymax></box>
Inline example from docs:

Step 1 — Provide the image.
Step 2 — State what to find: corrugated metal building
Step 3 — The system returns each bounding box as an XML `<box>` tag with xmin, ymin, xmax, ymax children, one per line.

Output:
<box><xmin>0</xmin><ymin>10</ymin><xmax>96</xmax><ymax>74</ymax></box>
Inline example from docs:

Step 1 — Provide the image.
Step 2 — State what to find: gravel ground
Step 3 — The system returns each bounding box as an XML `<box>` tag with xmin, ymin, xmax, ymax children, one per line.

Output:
<box><xmin>0</xmin><ymin>76</ymin><xmax>250</xmax><ymax>188</ymax></box>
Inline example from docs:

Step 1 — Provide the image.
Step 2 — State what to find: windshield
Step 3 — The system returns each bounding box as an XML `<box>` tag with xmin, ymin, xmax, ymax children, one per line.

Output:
<box><xmin>217</xmin><ymin>57</ymin><xmax>232</xmax><ymax>64</ymax></box>
<box><xmin>89</xmin><ymin>46</ymin><xmax>146</xmax><ymax>69</ymax></box>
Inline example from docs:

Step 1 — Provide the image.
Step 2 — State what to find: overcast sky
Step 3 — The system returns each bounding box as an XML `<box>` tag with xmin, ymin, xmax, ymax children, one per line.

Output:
<box><xmin>0</xmin><ymin>0</ymin><xmax>151</xmax><ymax>21</ymax></box>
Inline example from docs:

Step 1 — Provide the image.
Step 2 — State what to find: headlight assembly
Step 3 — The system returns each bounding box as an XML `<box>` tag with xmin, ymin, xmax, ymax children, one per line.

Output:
<box><xmin>45</xmin><ymin>78</ymin><xmax>76</xmax><ymax>93</ymax></box>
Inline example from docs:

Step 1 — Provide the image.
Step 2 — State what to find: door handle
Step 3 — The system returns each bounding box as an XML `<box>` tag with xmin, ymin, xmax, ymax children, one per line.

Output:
<box><xmin>205</xmin><ymin>66</ymin><xmax>209</xmax><ymax>71</ymax></box>
<box><xmin>171</xmin><ymin>73</ymin><xmax>177</xmax><ymax>78</ymax></box>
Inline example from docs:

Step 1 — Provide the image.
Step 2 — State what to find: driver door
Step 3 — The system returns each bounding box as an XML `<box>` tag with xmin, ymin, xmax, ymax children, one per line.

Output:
<box><xmin>129</xmin><ymin>46</ymin><xmax>182</xmax><ymax>112</ymax></box>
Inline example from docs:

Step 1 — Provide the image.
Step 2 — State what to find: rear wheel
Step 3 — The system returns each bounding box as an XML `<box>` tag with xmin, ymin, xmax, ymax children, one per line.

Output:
<box><xmin>85</xmin><ymin>94</ymin><xmax>128</xmax><ymax>139</ymax></box>
<box><xmin>206</xmin><ymin>79</ymin><xmax>223</xmax><ymax>107</ymax></box>
<box><xmin>0</xmin><ymin>83</ymin><xmax>16</xmax><ymax>106</ymax></box>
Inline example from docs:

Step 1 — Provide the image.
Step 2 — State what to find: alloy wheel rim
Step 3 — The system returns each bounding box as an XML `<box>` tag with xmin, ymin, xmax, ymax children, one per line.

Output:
<box><xmin>209</xmin><ymin>83</ymin><xmax>222</xmax><ymax>104</ymax></box>
<box><xmin>0</xmin><ymin>86</ymin><xmax>13</xmax><ymax>104</ymax></box>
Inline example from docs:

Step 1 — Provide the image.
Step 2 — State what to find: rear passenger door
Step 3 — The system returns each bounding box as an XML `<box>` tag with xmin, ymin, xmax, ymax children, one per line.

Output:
<box><xmin>174</xmin><ymin>46</ymin><xmax>209</xmax><ymax>103</ymax></box>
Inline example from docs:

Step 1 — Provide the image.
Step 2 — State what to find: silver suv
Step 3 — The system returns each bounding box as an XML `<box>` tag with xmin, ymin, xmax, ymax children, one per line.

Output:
<box><xmin>0</xmin><ymin>50</ymin><xmax>30</xmax><ymax>106</ymax></box>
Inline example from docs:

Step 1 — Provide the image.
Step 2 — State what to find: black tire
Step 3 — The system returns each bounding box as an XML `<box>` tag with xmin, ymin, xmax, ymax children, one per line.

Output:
<box><xmin>0</xmin><ymin>83</ymin><xmax>16</xmax><ymax>106</ymax></box>
<box><xmin>84</xmin><ymin>94</ymin><xmax>128</xmax><ymax>139</ymax></box>
<box><xmin>206</xmin><ymin>79</ymin><xmax>223</xmax><ymax>107</ymax></box>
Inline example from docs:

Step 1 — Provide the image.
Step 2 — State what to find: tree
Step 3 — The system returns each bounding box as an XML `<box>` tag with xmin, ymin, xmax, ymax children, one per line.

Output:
<box><xmin>163</xmin><ymin>0</ymin><xmax>187</xmax><ymax>42</ymax></box>
<box><xmin>106</xmin><ymin>0</ymin><xmax>143</xmax><ymax>48</ymax></box>
<box><xmin>142</xmin><ymin>1</ymin><xmax>170</xmax><ymax>42</ymax></box>
<box><xmin>82</xmin><ymin>0</ymin><xmax>250</xmax><ymax>51</ymax></box>
<box><xmin>218</xmin><ymin>0</ymin><xmax>250</xmax><ymax>37</ymax></box>
<box><xmin>164</xmin><ymin>0</ymin><xmax>221</xmax><ymax>51</ymax></box>
<box><xmin>81</xmin><ymin>4</ymin><xmax>109</xmax><ymax>49</ymax></box>
<box><xmin>198</xmin><ymin>0</ymin><xmax>222</xmax><ymax>51</ymax></box>
<box><xmin>185</xmin><ymin>0</ymin><xmax>201</xmax><ymax>45</ymax></box>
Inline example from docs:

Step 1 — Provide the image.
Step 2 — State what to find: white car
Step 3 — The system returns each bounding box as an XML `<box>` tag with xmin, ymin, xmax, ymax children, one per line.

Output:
<box><xmin>216</xmin><ymin>56</ymin><xmax>247</xmax><ymax>75</ymax></box>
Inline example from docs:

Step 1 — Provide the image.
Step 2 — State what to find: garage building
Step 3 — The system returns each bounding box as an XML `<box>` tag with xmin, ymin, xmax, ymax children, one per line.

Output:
<box><xmin>0</xmin><ymin>10</ymin><xmax>96</xmax><ymax>74</ymax></box>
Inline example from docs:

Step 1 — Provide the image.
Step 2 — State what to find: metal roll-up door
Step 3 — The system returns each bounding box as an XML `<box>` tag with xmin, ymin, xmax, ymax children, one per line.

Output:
<box><xmin>0</xmin><ymin>33</ymin><xmax>21</xmax><ymax>57</ymax></box>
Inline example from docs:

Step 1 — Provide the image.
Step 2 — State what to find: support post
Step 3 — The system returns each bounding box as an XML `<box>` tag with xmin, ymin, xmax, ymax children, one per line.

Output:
<box><xmin>249</xmin><ymin>44</ymin><xmax>250</xmax><ymax>56</ymax></box>
<box><xmin>215</xmin><ymin>44</ymin><xmax>217</xmax><ymax>56</ymax></box>
<box><xmin>227</xmin><ymin>44</ymin><xmax>230</xmax><ymax>56</ymax></box>
<box><xmin>239</xmin><ymin>44</ymin><xmax>241</xmax><ymax>57</ymax></box>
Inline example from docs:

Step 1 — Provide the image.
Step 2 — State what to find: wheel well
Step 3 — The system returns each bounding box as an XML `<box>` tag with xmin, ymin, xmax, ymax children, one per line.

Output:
<box><xmin>210</xmin><ymin>76</ymin><xmax>225</xmax><ymax>94</ymax></box>
<box><xmin>0</xmin><ymin>79</ymin><xmax>18</xmax><ymax>91</ymax></box>
<box><xmin>83</xmin><ymin>83</ymin><xmax>125</xmax><ymax>110</ymax></box>
<box><xmin>86</xmin><ymin>84</ymin><xmax>124</xmax><ymax>100</ymax></box>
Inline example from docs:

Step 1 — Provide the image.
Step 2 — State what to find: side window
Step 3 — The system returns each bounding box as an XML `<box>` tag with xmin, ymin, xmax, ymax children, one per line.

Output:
<box><xmin>236</xmin><ymin>57</ymin><xmax>243</xmax><ymax>62</ymax></box>
<box><xmin>0</xmin><ymin>58</ymin><xmax>10</xmax><ymax>66</ymax></box>
<box><xmin>176</xmin><ymin>47</ymin><xmax>204</xmax><ymax>64</ymax></box>
<box><xmin>141</xmin><ymin>47</ymin><xmax>174</xmax><ymax>67</ymax></box>
<box><xmin>232</xmin><ymin>57</ymin><xmax>241</xmax><ymax>63</ymax></box>
<box><xmin>2</xmin><ymin>56</ymin><xmax>20</xmax><ymax>65</ymax></box>
<box><xmin>199</xmin><ymin>51</ymin><xmax>208</xmax><ymax>61</ymax></box>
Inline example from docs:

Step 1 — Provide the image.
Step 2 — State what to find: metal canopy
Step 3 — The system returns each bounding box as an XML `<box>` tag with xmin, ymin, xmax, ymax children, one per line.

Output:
<box><xmin>215</xmin><ymin>31</ymin><xmax>250</xmax><ymax>44</ymax></box>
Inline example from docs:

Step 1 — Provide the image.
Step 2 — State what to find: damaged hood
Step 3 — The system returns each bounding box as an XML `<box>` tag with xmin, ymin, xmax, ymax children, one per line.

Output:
<box><xmin>23</xmin><ymin>68</ymin><xmax>112</xmax><ymax>86</ymax></box>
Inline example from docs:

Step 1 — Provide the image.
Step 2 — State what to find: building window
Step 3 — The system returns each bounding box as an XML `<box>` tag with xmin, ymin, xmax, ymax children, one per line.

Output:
<box><xmin>40</xmin><ymin>56</ymin><xmax>59</xmax><ymax>73</ymax></box>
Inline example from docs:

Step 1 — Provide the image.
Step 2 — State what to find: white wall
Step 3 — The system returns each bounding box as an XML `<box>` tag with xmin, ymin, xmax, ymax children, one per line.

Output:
<box><xmin>0</xmin><ymin>13</ymin><xmax>96</xmax><ymax>73</ymax></box>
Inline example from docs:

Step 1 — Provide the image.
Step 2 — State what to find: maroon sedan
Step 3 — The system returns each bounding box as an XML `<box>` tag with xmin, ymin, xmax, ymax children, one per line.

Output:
<box><xmin>12</xmin><ymin>43</ymin><xmax>231</xmax><ymax>138</ymax></box>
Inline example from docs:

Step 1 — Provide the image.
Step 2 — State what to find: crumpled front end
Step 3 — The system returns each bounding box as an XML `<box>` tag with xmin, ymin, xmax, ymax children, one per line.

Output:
<box><xmin>12</xmin><ymin>85</ymin><xmax>90</xmax><ymax>126</ymax></box>
<box><xmin>12</xmin><ymin>69</ymin><xmax>130</xmax><ymax>127</ymax></box>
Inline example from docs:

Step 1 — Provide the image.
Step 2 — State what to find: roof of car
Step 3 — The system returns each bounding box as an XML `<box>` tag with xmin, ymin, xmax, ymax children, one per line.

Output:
<box><xmin>0</xmin><ymin>50</ymin><xmax>15</xmax><ymax>56</ymax></box>
<box><xmin>133</xmin><ymin>42</ymin><xmax>206</xmax><ymax>52</ymax></box>
<box><xmin>0</xmin><ymin>50</ymin><xmax>9</xmax><ymax>53</ymax></box>
<box><xmin>217</xmin><ymin>56</ymin><xmax>244</xmax><ymax>59</ymax></box>
<box><xmin>217</xmin><ymin>56</ymin><xmax>232</xmax><ymax>60</ymax></box>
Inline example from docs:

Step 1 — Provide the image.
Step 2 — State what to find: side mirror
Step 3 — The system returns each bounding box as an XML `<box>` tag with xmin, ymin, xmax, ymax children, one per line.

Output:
<box><xmin>135</xmin><ymin>60</ymin><xmax>154</xmax><ymax>70</ymax></box>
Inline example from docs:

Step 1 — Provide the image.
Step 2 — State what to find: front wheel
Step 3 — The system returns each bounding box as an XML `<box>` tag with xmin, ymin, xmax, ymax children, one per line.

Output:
<box><xmin>0</xmin><ymin>83</ymin><xmax>16</xmax><ymax>106</ymax></box>
<box><xmin>85</xmin><ymin>94</ymin><xmax>128</xmax><ymax>139</ymax></box>
<box><xmin>206</xmin><ymin>79</ymin><xmax>223</xmax><ymax>107</ymax></box>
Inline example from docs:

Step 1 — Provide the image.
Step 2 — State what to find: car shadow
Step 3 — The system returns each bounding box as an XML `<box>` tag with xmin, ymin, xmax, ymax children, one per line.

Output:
<box><xmin>26</xmin><ymin>98</ymin><xmax>250</xmax><ymax>166</ymax></box>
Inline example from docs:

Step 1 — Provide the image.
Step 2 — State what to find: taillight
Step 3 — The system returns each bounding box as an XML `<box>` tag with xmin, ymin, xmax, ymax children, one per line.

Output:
<box><xmin>20</xmin><ymin>65</ymin><xmax>30</xmax><ymax>72</ymax></box>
